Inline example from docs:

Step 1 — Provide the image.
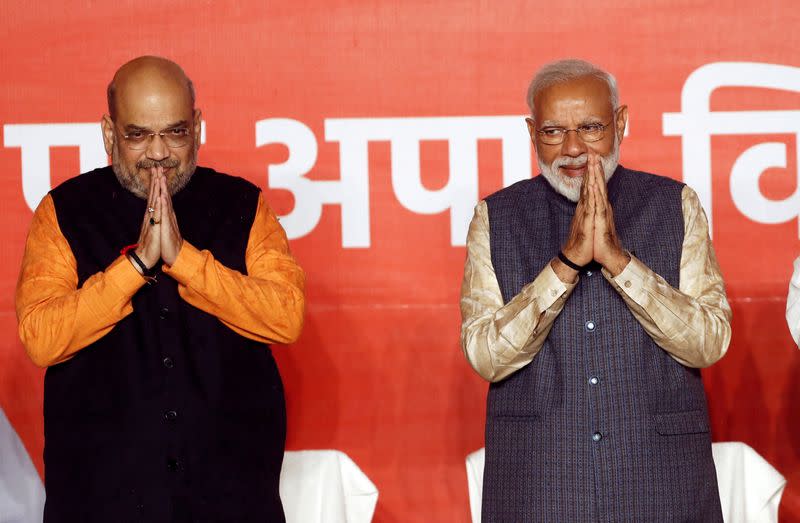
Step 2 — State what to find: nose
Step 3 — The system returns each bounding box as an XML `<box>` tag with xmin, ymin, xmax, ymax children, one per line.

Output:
<box><xmin>145</xmin><ymin>134</ymin><xmax>169</xmax><ymax>161</ymax></box>
<box><xmin>560</xmin><ymin>129</ymin><xmax>587</xmax><ymax>158</ymax></box>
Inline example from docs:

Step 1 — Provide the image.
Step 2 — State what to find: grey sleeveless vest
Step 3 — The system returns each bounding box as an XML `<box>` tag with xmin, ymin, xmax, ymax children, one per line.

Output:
<box><xmin>482</xmin><ymin>166</ymin><xmax>722</xmax><ymax>522</ymax></box>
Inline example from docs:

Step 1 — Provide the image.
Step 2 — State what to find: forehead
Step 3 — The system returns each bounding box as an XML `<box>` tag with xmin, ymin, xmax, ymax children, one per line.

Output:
<box><xmin>534</xmin><ymin>76</ymin><xmax>613</xmax><ymax>124</ymax></box>
<box><xmin>113</xmin><ymin>77</ymin><xmax>193</xmax><ymax>128</ymax></box>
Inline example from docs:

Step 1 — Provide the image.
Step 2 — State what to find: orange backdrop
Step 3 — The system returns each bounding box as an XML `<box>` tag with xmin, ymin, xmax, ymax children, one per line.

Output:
<box><xmin>1</xmin><ymin>2</ymin><xmax>799</xmax><ymax>521</ymax></box>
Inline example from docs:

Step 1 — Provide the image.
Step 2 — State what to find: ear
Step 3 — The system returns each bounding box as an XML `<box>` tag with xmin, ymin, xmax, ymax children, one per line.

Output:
<box><xmin>615</xmin><ymin>105</ymin><xmax>628</xmax><ymax>144</ymax></box>
<box><xmin>193</xmin><ymin>109</ymin><xmax>202</xmax><ymax>147</ymax></box>
<box><xmin>525</xmin><ymin>117</ymin><xmax>536</xmax><ymax>142</ymax></box>
<box><xmin>101</xmin><ymin>114</ymin><xmax>115</xmax><ymax>156</ymax></box>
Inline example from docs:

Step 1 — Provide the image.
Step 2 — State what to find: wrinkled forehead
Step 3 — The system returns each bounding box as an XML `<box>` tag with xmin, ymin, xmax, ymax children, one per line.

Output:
<box><xmin>534</xmin><ymin>76</ymin><xmax>614</xmax><ymax>124</ymax></box>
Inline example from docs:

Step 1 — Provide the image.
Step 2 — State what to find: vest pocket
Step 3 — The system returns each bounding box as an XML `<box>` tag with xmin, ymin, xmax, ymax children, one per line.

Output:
<box><xmin>653</xmin><ymin>410</ymin><xmax>709</xmax><ymax>435</ymax></box>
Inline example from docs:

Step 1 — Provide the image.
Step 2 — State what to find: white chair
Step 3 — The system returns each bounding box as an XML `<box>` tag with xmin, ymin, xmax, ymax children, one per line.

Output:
<box><xmin>0</xmin><ymin>428</ymin><xmax>378</xmax><ymax>523</ymax></box>
<box><xmin>712</xmin><ymin>442</ymin><xmax>786</xmax><ymax>523</ymax></box>
<box><xmin>280</xmin><ymin>449</ymin><xmax>378</xmax><ymax>523</ymax></box>
<box><xmin>465</xmin><ymin>442</ymin><xmax>786</xmax><ymax>523</ymax></box>
<box><xmin>0</xmin><ymin>407</ymin><xmax>45</xmax><ymax>523</ymax></box>
<box><xmin>465</xmin><ymin>448</ymin><xmax>485</xmax><ymax>523</ymax></box>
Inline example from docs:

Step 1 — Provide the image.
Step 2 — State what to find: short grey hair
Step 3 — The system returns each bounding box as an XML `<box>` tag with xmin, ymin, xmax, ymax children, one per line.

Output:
<box><xmin>526</xmin><ymin>59</ymin><xmax>618</xmax><ymax>118</ymax></box>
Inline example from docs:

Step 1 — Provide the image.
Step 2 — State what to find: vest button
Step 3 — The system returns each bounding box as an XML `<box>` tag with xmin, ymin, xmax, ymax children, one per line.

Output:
<box><xmin>585</xmin><ymin>320</ymin><xmax>596</xmax><ymax>332</ymax></box>
<box><xmin>586</xmin><ymin>270</ymin><xmax>593</xmax><ymax>277</ymax></box>
<box><xmin>159</xmin><ymin>307</ymin><xmax>170</xmax><ymax>320</ymax></box>
<box><xmin>166</xmin><ymin>457</ymin><xmax>180</xmax><ymax>471</ymax></box>
<box><xmin>592</xmin><ymin>432</ymin><xmax>602</xmax><ymax>442</ymax></box>
<box><xmin>164</xmin><ymin>410</ymin><xmax>178</xmax><ymax>422</ymax></box>
<box><xmin>162</xmin><ymin>357</ymin><xmax>174</xmax><ymax>369</ymax></box>
<box><xmin>589</xmin><ymin>376</ymin><xmax>599</xmax><ymax>385</ymax></box>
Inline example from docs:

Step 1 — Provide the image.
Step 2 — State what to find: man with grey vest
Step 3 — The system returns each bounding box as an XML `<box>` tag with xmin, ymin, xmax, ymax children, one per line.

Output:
<box><xmin>460</xmin><ymin>59</ymin><xmax>731</xmax><ymax>521</ymax></box>
<box><xmin>16</xmin><ymin>56</ymin><xmax>305</xmax><ymax>522</ymax></box>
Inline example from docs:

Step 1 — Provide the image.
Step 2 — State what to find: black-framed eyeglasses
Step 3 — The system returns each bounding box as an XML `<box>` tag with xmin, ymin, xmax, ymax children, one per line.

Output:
<box><xmin>119</xmin><ymin>125</ymin><xmax>193</xmax><ymax>150</ymax></box>
<box><xmin>536</xmin><ymin>121</ymin><xmax>612</xmax><ymax>145</ymax></box>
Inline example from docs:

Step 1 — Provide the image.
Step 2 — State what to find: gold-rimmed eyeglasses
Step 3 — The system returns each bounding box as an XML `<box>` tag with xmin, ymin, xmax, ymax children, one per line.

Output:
<box><xmin>536</xmin><ymin>121</ymin><xmax>612</xmax><ymax>145</ymax></box>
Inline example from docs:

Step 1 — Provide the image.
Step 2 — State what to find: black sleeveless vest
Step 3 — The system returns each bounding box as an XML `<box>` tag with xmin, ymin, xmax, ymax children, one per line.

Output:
<box><xmin>44</xmin><ymin>167</ymin><xmax>286</xmax><ymax>523</ymax></box>
<box><xmin>482</xmin><ymin>167</ymin><xmax>722</xmax><ymax>522</ymax></box>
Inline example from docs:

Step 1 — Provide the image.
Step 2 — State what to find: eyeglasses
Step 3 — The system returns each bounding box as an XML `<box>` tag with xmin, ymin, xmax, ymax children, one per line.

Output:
<box><xmin>120</xmin><ymin>126</ymin><xmax>193</xmax><ymax>150</ymax></box>
<box><xmin>536</xmin><ymin>121</ymin><xmax>612</xmax><ymax>145</ymax></box>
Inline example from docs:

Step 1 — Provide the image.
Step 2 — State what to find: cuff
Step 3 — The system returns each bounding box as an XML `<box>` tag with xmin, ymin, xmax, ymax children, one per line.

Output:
<box><xmin>603</xmin><ymin>254</ymin><xmax>648</xmax><ymax>301</ymax></box>
<box><xmin>162</xmin><ymin>241</ymin><xmax>204</xmax><ymax>286</ymax></box>
<box><xmin>107</xmin><ymin>255</ymin><xmax>149</xmax><ymax>296</ymax></box>
<box><xmin>526</xmin><ymin>261</ymin><xmax>578</xmax><ymax>309</ymax></box>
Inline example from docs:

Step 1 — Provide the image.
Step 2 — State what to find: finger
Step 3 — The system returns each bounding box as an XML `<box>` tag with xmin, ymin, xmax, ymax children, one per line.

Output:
<box><xmin>150</xmin><ymin>166</ymin><xmax>164</xmax><ymax>226</ymax></box>
<box><xmin>160</xmin><ymin>187</ymin><xmax>182</xmax><ymax>264</ymax></box>
<box><xmin>149</xmin><ymin>166</ymin><xmax>157</xmax><ymax>197</ymax></box>
<box><xmin>586</xmin><ymin>156</ymin><xmax>597</xmax><ymax>189</ymax></box>
<box><xmin>163</xmin><ymin>198</ymin><xmax>176</xmax><ymax>242</ymax></box>
<box><xmin>574</xmin><ymin>187</ymin><xmax>585</xmax><ymax>213</ymax></box>
<box><xmin>152</xmin><ymin>197</ymin><xmax>162</xmax><ymax>228</ymax></box>
<box><xmin>594</xmin><ymin>156</ymin><xmax>608</xmax><ymax>201</ymax></box>
<box><xmin>585</xmin><ymin>179</ymin><xmax>596</xmax><ymax>221</ymax></box>
<box><xmin>143</xmin><ymin>169</ymin><xmax>157</xmax><ymax>225</ymax></box>
<box><xmin>160</xmin><ymin>176</ymin><xmax>180</xmax><ymax>234</ymax></box>
<box><xmin>159</xmin><ymin>192</ymin><xmax>169</xmax><ymax>230</ymax></box>
<box><xmin>578</xmin><ymin>171</ymin><xmax>589</xmax><ymax>201</ymax></box>
<box><xmin>159</xmin><ymin>173</ymin><xmax>170</xmax><ymax>209</ymax></box>
<box><xmin>159</xmin><ymin>175</ymin><xmax>173</xmax><ymax>225</ymax></box>
<box><xmin>592</xmin><ymin>182</ymin><xmax>606</xmax><ymax>219</ymax></box>
<box><xmin>585</xmin><ymin>185</ymin><xmax>595</xmax><ymax>215</ymax></box>
<box><xmin>589</xmin><ymin>154</ymin><xmax>600</xmax><ymax>183</ymax></box>
<box><xmin>139</xmin><ymin>170</ymin><xmax>157</xmax><ymax>237</ymax></box>
<box><xmin>150</xmin><ymin>166</ymin><xmax>162</xmax><ymax>206</ymax></box>
<box><xmin>586</xmin><ymin>156</ymin><xmax>601</xmax><ymax>207</ymax></box>
<box><xmin>585</xmin><ymin>185</ymin><xmax>596</xmax><ymax>242</ymax></box>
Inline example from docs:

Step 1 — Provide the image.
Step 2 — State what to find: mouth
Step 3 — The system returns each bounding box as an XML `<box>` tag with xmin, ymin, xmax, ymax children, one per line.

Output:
<box><xmin>558</xmin><ymin>164</ymin><xmax>587</xmax><ymax>177</ymax></box>
<box><xmin>139</xmin><ymin>164</ymin><xmax>177</xmax><ymax>175</ymax></box>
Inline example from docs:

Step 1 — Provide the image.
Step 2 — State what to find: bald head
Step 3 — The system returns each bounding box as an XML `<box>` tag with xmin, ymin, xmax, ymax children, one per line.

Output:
<box><xmin>106</xmin><ymin>56</ymin><xmax>195</xmax><ymax>120</ymax></box>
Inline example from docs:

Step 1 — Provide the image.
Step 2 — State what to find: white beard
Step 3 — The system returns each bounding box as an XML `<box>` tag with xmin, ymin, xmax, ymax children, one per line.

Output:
<box><xmin>537</xmin><ymin>139</ymin><xmax>620</xmax><ymax>202</ymax></box>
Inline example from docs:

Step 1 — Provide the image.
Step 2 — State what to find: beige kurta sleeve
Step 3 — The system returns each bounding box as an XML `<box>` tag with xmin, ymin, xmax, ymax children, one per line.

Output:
<box><xmin>602</xmin><ymin>185</ymin><xmax>732</xmax><ymax>368</ymax></box>
<box><xmin>460</xmin><ymin>201</ymin><xmax>577</xmax><ymax>382</ymax></box>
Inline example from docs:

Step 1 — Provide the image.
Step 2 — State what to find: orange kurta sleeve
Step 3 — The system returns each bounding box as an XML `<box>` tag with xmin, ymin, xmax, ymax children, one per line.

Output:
<box><xmin>162</xmin><ymin>193</ymin><xmax>305</xmax><ymax>344</ymax></box>
<box><xmin>15</xmin><ymin>194</ymin><xmax>148</xmax><ymax>367</ymax></box>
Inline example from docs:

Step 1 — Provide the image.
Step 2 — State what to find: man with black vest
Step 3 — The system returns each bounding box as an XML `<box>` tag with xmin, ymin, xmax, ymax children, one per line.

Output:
<box><xmin>460</xmin><ymin>59</ymin><xmax>731</xmax><ymax>521</ymax></box>
<box><xmin>16</xmin><ymin>56</ymin><xmax>305</xmax><ymax>522</ymax></box>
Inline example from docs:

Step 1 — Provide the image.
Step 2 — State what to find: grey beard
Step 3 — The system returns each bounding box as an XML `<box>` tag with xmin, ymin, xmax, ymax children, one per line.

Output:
<box><xmin>537</xmin><ymin>141</ymin><xmax>620</xmax><ymax>202</ymax></box>
<box><xmin>111</xmin><ymin>145</ymin><xmax>197</xmax><ymax>199</ymax></box>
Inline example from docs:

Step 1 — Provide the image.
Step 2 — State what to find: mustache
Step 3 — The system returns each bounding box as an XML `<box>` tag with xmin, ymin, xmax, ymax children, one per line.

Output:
<box><xmin>137</xmin><ymin>158</ymin><xmax>180</xmax><ymax>170</ymax></box>
<box><xmin>552</xmin><ymin>154</ymin><xmax>588</xmax><ymax>169</ymax></box>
